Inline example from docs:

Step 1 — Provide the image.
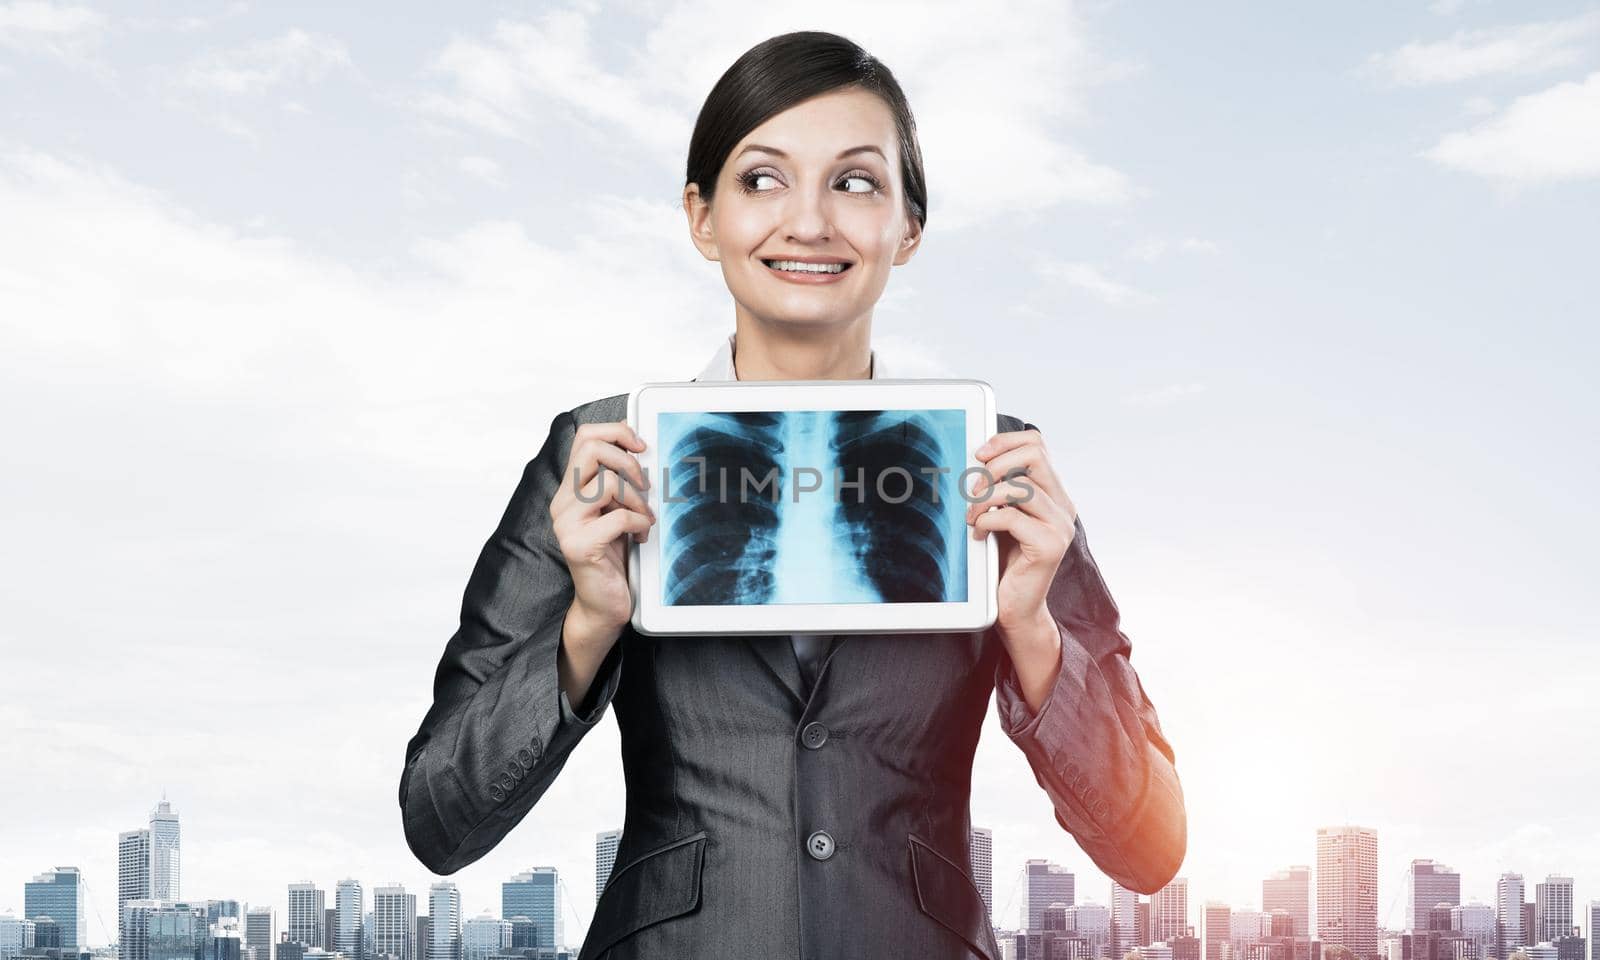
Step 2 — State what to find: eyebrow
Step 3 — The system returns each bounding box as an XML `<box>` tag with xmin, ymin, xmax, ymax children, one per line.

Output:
<box><xmin>735</xmin><ymin>144</ymin><xmax>887</xmax><ymax>162</ymax></box>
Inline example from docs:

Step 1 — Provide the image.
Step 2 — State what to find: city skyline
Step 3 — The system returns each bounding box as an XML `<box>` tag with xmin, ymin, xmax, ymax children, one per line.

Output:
<box><xmin>4</xmin><ymin>803</ymin><xmax>1597</xmax><ymax>958</ymax></box>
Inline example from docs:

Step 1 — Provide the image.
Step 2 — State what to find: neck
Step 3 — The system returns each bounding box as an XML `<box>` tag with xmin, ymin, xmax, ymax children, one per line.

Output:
<box><xmin>730</xmin><ymin>312</ymin><xmax>874</xmax><ymax>381</ymax></box>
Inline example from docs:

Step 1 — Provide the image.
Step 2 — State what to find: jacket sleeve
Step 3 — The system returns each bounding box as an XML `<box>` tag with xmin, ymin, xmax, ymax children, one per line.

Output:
<box><xmin>398</xmin><ymin>406</ymin><xmax>626</xmax><ymax>875</ymax></box>
<box><xmin>991</xmin><ymin>440</ymin><xmax>1186</xmax><ymax>892</ymax></box>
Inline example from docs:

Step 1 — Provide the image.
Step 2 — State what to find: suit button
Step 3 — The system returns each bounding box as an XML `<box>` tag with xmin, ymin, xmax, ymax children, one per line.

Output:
<box><xmin>508</xmin><ymin>761</ymin><xmax>524</xmax><ymax>781</ymax></box>
<box><xmin>1093</xmin><ymin>799</ymin><xmax>1109</xmax><ymax>820</ymax></box>
<box><xmin>516</xmin><ymin>747</ymin><xmax>535</xmax><ymax>767</ymax></box>
<box><xmin>806</xmin><ymin>830</ymin><xmax>835</xmax><ymax>861</ymax></box>
<box><xmin>801</xmin><ymin>722</ymin><xmax>829</xmax><ymax>750</ymax></box>
<box><xmin>530</xmin><ymin>736</ymin><xmax>543</xmax><ymax>762</ymax></box>
<box><xmin>499</xmin><ymin>773</ymin><xmax>516</xmax><ymax>792</ymax></box>
<box><xmin>489</xmin><ymin>785</ymin><xmax>505</xmax><ymax>803</ymax></box>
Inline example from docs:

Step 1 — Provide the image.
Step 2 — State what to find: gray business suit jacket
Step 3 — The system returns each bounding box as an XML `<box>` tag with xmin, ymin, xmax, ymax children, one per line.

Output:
<box><xmin>398</xmin><ymin>391</ymin><xmax>1186</xmax><ymax>960</ymax></box>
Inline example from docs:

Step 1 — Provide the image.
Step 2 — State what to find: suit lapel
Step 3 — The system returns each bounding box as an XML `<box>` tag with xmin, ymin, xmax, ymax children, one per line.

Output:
<box><xmin>742</xmin><ymin>634</ymin><xmax>848</xmax><ymax>710</ymax></box>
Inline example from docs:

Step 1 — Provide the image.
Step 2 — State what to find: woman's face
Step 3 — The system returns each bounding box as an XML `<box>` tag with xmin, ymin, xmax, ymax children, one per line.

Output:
<box><xmin>685</xmin><ymin>86</ymin><xmax>922</xmax><ymax>332</ymax></box>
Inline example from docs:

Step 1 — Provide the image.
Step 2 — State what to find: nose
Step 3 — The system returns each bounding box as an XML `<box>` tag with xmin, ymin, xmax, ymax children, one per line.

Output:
<box><xmin>782</xmin><ymin>179</ymin><xmax>834</xmax><ymax>243</ymax></box>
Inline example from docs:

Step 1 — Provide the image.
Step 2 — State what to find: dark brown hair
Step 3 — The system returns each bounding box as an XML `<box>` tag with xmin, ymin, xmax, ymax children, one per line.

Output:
<box><xmin>685</xmin><ymin>31</ymin><xmax>928</xmax><ymax>230</ymax></box>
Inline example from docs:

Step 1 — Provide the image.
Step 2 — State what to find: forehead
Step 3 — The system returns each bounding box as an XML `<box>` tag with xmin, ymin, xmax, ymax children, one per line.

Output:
<box><xmin>732</xmin><ymin>87</ymin><xmax>899</xmax><ymax>164</ymax></box>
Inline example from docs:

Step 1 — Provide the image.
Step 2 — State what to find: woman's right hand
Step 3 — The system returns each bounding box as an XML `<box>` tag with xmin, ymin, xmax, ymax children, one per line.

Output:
<box><xmin>550</xmin><ymin>420</ymin><xmax>656</xmax><ymax>635</ymax></box>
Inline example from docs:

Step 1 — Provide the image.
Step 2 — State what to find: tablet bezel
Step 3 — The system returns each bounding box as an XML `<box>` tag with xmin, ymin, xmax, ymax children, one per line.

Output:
<box><xmin>626</xmin><ymin>378</ymin><xmax>999</xmax><ymax>636</ymax></box>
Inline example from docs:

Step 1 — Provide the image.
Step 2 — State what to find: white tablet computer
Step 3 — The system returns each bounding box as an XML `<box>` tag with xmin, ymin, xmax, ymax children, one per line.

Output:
<box><xmin>626</xmin><ymin>378</ymin><xmax>1000</xmax><ymax>636</ymax></box>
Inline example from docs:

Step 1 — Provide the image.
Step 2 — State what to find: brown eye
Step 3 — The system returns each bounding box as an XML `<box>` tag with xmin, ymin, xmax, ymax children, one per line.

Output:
<box><xmin>839</xmin><ymin>172</ymin><xmax>883</xmax><ymax>194</ymax></box>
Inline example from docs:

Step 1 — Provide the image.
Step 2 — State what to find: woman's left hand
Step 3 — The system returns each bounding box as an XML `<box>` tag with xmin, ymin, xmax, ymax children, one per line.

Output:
<box><xmin>964</xmin><ymin>426</ymin><xmax>1078</xmax><ymax>644</ymax></box>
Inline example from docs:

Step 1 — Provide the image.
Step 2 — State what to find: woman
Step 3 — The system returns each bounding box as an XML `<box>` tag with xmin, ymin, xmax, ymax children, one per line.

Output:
<box><xmin>399</xmin><ymin>31</ymin><xmax>1185</xmax><ymax>960</ymax></box>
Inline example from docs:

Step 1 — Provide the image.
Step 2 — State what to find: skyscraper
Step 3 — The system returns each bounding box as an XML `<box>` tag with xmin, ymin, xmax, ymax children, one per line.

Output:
<box><xmin>373</xmin><ymin>886</ymin><xmax>417</xmax><ymax>960</ymax></box>
<box><xmin>1152</xmin><ymin>879</ymin><xmax>1189</xmax><ymax>944</ymax></box>
<box><xmin>243</xmin><ymin>907</ymin><xmax>274</xmax><ymax>960</ymax></box>
<box><xmin>1452</xmin><ymin>901</ymin><xmax>1495</xmax><ymax>960</ymax></box>
<box><xmin>149</xmin><ymin>799</ymin><xmax>182</xmax><ymax>901</ymax></box>
<box><xmin>503</xmin><ymin>869</ymin><xmax>560</xmax><ymax>951</ymax></box>
<box><xmin>595</xmin><ymin>830</ymin><xmax>622</xmax><ymax>904</ymax></box>
<box><xmin>23</xmin><ymin>868</ymin><xmax>86</xmax><ymax>952</ymax></box>
<box><xmin>1535</xmin><ymin>877</ymin><xmax>1574</xmax><ymax>947</ymax></box>
<box><xmin>118</xmin><ymin>829</ymin><xmax>152</xmax><ymax>957</ymax></box>
<box><xmin>335</xmin><ymin>880</ymin><xmax>365</xmax><ymax>960</ymax></box>
<box><xmin>970</xmin><ymin>827</ymin><xmax>994</xmax><ymax>924</ymax></box>
<box><xmin>426</xmin><ymin>884</ymin><xmax>461</xmax><ymax>960</ymax></box>
<box><xmin>1023</xmin><ymin>861</ymin><xmax>1074</xmax><ymax>932</ymax></box>
<box><xmin>1111</xmin><ymin>880</ymin><xmax>1139</xmax><ymax>956</ymax></box>
<box><xmin>1317</xmin><ymin>825</ymin><xmax>1379</xmax><ymax>960</ymax></box>
<box><xmin>122</xmin><ymin>900</ymin><xmax>204</xmax><ymax>960</ymax></box>
<box><xmin>1264</xmin><ymin>866</ymin><xmax>1312</xmax><ymax>940</ymax></box>
<box><xmin>1203</xmin><ymin>902</ymin><xmax>1231</xmax><ymax>960</ymax></box>
<box><xmin>1587</xmin><ymin>902</ymin><xmax>1598</xmax><ymax>960</ymax></box>
<box><xmin>1498</xmin><ymin>874</ymin><xmax>1527</xmax><ymax>959</ymax></box>
<box><xmin>462</xmin><ymin>915</ymin><xmax>509</xmax><ymax>960</ymax></box>
<box><xmin>287</xmin><ymin>884</ymin><xmax>325</xmax><ymax>949</ymax></box>
<box><xmin>1411</xmin><ymin>860</ymin><xmax>1462</xmax><ymax>933</ymax></box>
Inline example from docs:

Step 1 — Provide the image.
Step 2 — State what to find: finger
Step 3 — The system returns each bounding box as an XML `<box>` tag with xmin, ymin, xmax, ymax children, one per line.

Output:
<box><xmin>575</xmin><ymin>464</ymin><xmax>656</xmax><ymax>523</ymax></box>
<box><xmin>970</xmin><ymin>499</ymin><xmax>1054</xmax><ymax>547</ymax></box>
<box><xmin>564</xmin><ymin>437</ymin><xmax>653</xmax><ymax>503</ymax></box>
<box><xmin>590</xmin><ymin>506</ymin><xmax>654</xmax><ymax>545</ymax></box>
<box><xmin>972</xmin><ymin>446</ymin><xmax>1066</xmax><ymax>508</ymax></box>
<box><xmin>966</xmin><ymin>474</ymin><xmax>1066</xmax><ymax>529</ymax></box>
<box><xmin>974</xmin><ymin>425</ymin><xmax>1042</xmax><ymax>461</ymax></box>
<box><xmin>575</xmin><ymin>419</ymin><xmax>647</xmax><ymax>452</ymax></box>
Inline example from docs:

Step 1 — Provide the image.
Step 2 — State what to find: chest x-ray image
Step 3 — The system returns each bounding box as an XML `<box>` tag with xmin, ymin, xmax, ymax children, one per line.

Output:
<box><xmin>657</xmin><ymin>408</ymin><xmax>969</xmax><ymax>606</ymax></box>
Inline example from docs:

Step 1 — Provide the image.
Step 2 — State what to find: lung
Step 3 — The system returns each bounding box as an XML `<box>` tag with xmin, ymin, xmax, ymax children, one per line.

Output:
<box><xmin>661</xmin><ymin>412</ymin><xmax>786</xmax><ymax>605</ymax></box>
<box><xmin>828</xmin><ymin>410</ymin><xmax>955</xmax><ymax>603</ymax></box>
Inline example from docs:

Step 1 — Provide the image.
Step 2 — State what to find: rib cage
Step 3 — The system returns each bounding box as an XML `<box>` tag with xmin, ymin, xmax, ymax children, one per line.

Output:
<box><xmin>829</xmin><ymin>410</ymin><xmax>954</xmax><ymax>603</ymax></box>
<box><xmin>661</xmin><ymin>412</ymin><xmax>785</xmax><ymax>605</ymax></box>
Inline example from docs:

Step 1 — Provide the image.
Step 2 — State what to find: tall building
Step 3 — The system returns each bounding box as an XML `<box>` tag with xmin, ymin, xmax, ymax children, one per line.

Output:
<box><xmin>594</xmin><ymin>831</ymin><xmax>622</xmax><ymax>905</ymax></box>
<box><xmin>1499</xmin><ymin>874</ymin><xmax>1527</xmax><ymax>959</ymax></box>
<box><xmin>970</xmin><ymin>828</ymin><xmax>994</xmax><ymax>924</ymax></box>
<box><xmin>287</xmin><ymin>884</ymin><xmax>325</xmax><ymax>949</ymax></box>
<box><xmin>1152</xmin><ymin>879</ymin><xmax>1189</xmax><ymax>944</ymax></box>
<box><xmin>1074</xmin><ymin>903</ymin><xmax>1113</xmax><ymax>960</ymax></box>
<box><xmin>1587</xmin><ymin>902</ymin><xmax>1599</xmax><ymax>960</ymax></box>
<box><xmin>462</xmin><ymin>915</ymin><xmax>509</xmax><ymax>960</ymax></box>
<box><xmin>1112</xmin><ymin>881</ymin><xmax>1140</xmax><ymax>956</ymax></box>
<box><xmin>1022</xmin><ymin>861</ymin><xmax>1074</xmax><ymax>932</ymax></box>
<box><xmin>1203</xmin><ymin>902</ymin><xmax>1231</xmax><ymax>960</ymax></box>
<box><xmin>122</xmin><ymin>900</ymin><xmax>205</xmax><ymax>960</ymax></box>
<box><xmin>2</xmin><ymin>912</ymin><xmax>39</xmax><ymax>959</ymax></box>
<box><xmin>426</xmin><ymin>884</ymin><xmax>461</xmax><ymax>960</ymax></box>
<box><xmin>1411</xmin><ymin>860</ymin><xmax>1462</xmax><ymax>933</ymax></box>
<box><xmin>119</xmin><ymin>829</ymin><xmax>153</xmax><ymax>957</ymax></box>
<box><xmin>24</xmin><ymin>867</ymin><xmax>86</xmax><ymax>952</ymax></box>
<box><xmin>149</xmin><ymin>799</ymin><xmax>182</xmax><ymax>901</ymax></box>
<box><xmin>335</xmin><ymin>881</ymin><xmax>365</xmax><ymax>960</ymax></box>
<box><xmin>1264</xmin><ymin>866</ymin><xmax>1311</xmax><ymax>941</ymax></box>
<box><xmin>1452</xmin><ymin>901</ymin><xmax>1495</xmax><ymax>960</ymax></box>
<box><xmin>324</xmin><ymin>909</ymin><xmax>336</xmax><ymax>957</ymax></box>
<box><xmin>503</xmin><ymin>869</ymin><xmax>559</xmax><ymax>951</ymax></box>
<box><xmin>1536</xmin><ymin>878</ymin><xmax>1574</xmax><ymax>947</ymax></box>
<box><xmin>1318</xmin><ymin>825</ymin><xmax>1379</xmax><ymax>960</ymax></box>
<box><xmin>373</xmin><ymin>886</ymin><xmax>417</xmax><ymax>960</ymax></box>
<box><xmin>243</xmin><ymin>908</ymin><xmax>273</xmax><ymax>960</ymax></box>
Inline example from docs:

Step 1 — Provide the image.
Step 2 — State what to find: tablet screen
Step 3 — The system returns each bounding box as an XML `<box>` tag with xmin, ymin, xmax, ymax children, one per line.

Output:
<box><xmin>657</xmin><ymin>408</ymin><xmax>969</xmax><ymax>606</ymax></box>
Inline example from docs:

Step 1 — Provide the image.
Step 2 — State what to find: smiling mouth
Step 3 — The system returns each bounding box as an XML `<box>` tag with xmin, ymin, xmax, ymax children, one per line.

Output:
<box><xmin>761</xmin><ymin>258</ymin><xmax>853</xmax><ymax>275</ymax></box>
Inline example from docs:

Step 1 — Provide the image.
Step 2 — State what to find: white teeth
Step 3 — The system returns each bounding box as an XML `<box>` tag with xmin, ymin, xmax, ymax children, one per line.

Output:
<box><xmin>765</xmin><ymin>259</ymin><xmax>846</xmax><ymax>274</ymax></box>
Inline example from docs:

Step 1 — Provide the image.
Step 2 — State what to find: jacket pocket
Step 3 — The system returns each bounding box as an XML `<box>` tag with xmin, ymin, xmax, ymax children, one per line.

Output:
<box><xmin>908</xmin><ymin>833</ymin><xmax>999</xmax><ymax>960</ymax></box>
<box><xmin>577</xmin><ymin>830</ymin><xmax>708</xmax><ymax>960</ymax></box>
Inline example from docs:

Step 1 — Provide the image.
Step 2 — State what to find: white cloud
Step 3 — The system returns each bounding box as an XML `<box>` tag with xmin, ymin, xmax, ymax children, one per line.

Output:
<box><xmin>1126</xmin><ymin>235</ymin><xmax>1219</xmax><ymax>261</ymax></box>
<box><xmin>1367</xmin><ymin>11</ymin><xmax>1600</xmax><ymax>85</ymax></box>
<box><xmin>178</xmin><ymin>27</ymin><xmax>354</xmax><ymax>95</ymax></box>
<box><xmin>1424</xmin><ymin>71</ymin><xmax>1600</xmax><ymax>183</ymax></box>
<box><xmin>457</xmin><ymin>154</ymin><xmax>506</xmax><ymax>187</ymax></box>
<box><xmin>1123</xmin><ymin>382</ymin><xmax>1206</xmax><ymax>407</ymax></box>
<box><xmin>0</xmin><ymin>0</ymin><xmax>106</xmax><ymax>64</ymax></box>
<box><xmin>1036</xmin><ymin>259</ymin><xmax>1155</xmax><ymax>307</ymax></box>
<box><xmin>415</xmin><ymin>0</ymin><xmax>1137</xmax><ymax>231</ymax></box>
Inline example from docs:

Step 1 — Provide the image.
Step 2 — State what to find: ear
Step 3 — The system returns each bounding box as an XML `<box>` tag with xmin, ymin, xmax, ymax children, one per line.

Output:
<box><xmin>683</xmin><ymin>182</ymin><xmax>721</xmax><ymax>262</ymax></box>
<box><xmin>892</xmin><ymin>210</ymin><xmax>923</xmax><ymax>266</ymax></box>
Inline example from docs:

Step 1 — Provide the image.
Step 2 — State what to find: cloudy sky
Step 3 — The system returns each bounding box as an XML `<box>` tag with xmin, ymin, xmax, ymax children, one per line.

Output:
<box><xmin>2</xmin><ymin>0</ymin><xmax>1596</xmax><ymax>948</ymax></box>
